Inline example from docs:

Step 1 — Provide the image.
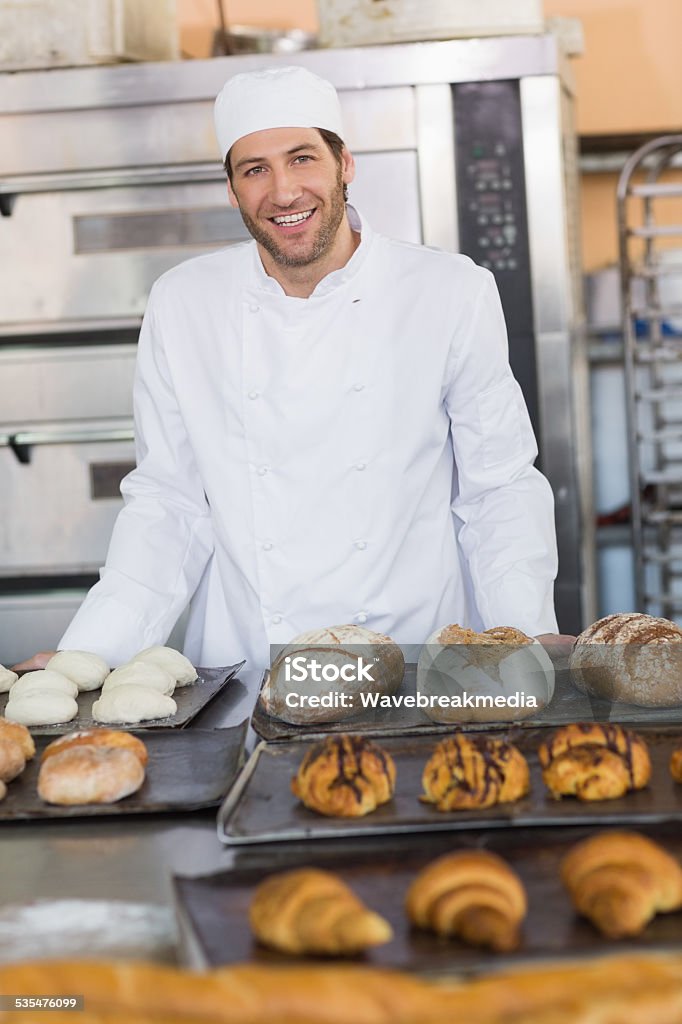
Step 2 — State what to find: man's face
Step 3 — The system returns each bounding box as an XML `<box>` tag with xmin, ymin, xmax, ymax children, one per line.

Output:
<box><xmin>227</xmin><ymin>127</ymin><xmax>355</xmax><ymax>268</ymax></box>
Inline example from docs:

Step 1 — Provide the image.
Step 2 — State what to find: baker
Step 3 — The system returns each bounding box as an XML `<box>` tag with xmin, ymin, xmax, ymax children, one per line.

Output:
<box><xmin>17</xmin><ymin>65</ymin><xmax>567</xmax><ymax>674</ymax></box>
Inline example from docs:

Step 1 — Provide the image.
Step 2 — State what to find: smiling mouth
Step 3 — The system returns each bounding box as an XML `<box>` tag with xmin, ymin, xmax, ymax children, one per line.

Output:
<box><xmin>270</xmin><ymin>209</ymin><xmax>315</xmax><ymax>226</ymax></box>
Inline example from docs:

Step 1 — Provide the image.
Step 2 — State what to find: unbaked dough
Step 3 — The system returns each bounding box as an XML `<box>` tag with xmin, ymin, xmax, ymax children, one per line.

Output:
<box><xmin>101</xmin><ymin>662</ymin><xmax>175</xmax><ymax>696</ymax></box>
<box><xmin>134</xmin><ymin>646</ymin><xmax>198</xmax><ymax>686</ymax></box>
<box><xmin>0</xmin><ymin>666</ymin><xmax>18</xmax><ymax>693</ymax></box>
<box><xmin>92</xmin><ymin>685</ymin><xmax>177</xmax><ymax>724</ymax></box>
<box><xmin>5</xmin><ymin>690</ymin><xmax>78</xmax><ymax>726</ymax></box>
<box><xmin>47</xmin><ymin>651</ymin><xmax>109</xmax><ymax>691</ymax></box>
<box><xmin>10</xmin><ymin>671</ymin><xmax>79</xmax><ymax>699</ymax></box>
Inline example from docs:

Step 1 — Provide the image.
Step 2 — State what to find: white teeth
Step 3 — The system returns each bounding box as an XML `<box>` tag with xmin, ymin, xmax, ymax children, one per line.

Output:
<box><xmin>272</xmin><ymin>210</ymin><xmax>313</xmax><ymax>225</ymax></box>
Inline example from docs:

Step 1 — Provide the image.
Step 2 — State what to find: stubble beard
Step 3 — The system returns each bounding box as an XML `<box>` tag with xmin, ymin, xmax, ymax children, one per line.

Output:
<box><xmin>237</xmin><ymin>166</ymin><xmax>346</xmax><ymax>268</ymax></box>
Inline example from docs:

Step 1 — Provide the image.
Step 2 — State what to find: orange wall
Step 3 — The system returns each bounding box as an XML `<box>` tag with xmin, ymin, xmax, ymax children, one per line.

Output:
<box><xmin>544</xmin><ymin>0</ymin><xmax>682</xmax><ymax>136</ymax></box>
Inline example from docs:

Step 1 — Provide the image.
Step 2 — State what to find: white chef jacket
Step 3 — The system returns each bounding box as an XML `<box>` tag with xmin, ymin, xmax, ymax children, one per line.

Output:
<box><xmin>59</xmin><ymin>207</ymin><xmax>558</xmax><ymax>669</ymax></box>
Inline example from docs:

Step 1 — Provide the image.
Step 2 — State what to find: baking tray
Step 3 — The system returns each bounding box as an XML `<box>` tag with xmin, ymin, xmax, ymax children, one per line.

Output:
<box><xmin>2</xmin><ymin>662</ymin><xmax>244</xmax><ymax>735</ymax></box>
<box><xmin>174</xmin><ymin>821</ymin><xmax>682</xmax><ymax>974</ymax></box>
<box><xmin>0</xmin><ymin>720</ymin><xmax>247</xmax><ymax>820</ymax></box>
<box><xmin>251</xmin><ymin>663</ymin><xmax>682</xmax><ymax>741</ymax></box>
<box><xmin>217</xmin><ymin>725</ymin><xmax>682</xmax><ymax>844</ymax></box>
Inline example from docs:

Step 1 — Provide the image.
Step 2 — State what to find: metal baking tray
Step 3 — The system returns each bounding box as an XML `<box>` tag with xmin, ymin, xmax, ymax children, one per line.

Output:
<box><xmin>175</xmin><ymin>821</ymin><xmax>682</xmax><ymax>974</ymax></box>
<box><xmin>1</xmin><ymin>662</ymin><xmax>244</xmax><ymax>735</ymax></box>
<box><xmin>0</xmin><ymin>720</ymin><xmax>247</xmax><ymax>820</ymax></box>
<box><xmin>217</xmin><ymin>725</ymin><xmax>682</xmax><ymax>844</ymax></box>
<box><xmin>251</xmin><ymin>663</ymin><xmax>682</xmax><ymax>742</ymax></box>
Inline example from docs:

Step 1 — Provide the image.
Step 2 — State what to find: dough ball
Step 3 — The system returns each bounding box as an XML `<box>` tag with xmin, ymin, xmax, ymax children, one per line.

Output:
<box><xmin>0</xmin><ymin>719</ymin><xmax>35</xmax><ymax>759</ymax></box>
<box><xmin>101</xmin><ymin>662</ymin><xmax>175</xmax><ymax>696</ymax></box>
<box><xmin>38</xmin><ymin>746</ymin><xmax>145</xmax><ymax>805</ymax></box>
<box><xmin>92</xmin><ymin>685</ymin><xmax>177</xmax><ymax>724</ymax></box>
<box><xmin>47</xmin><ymin>651</ymin><xmax>109</xmax><ymax>691</ymax></box>
<box><xmin>0</xmin><ymin>666</ymin><xmax>18</xmax><ymax>693</ymax></box>
<box><xmin>135</xmin><ymin>646</ymin><xmax>198</xmax><ymax>686</ymax></box>
<box><xmin>10</xmin><ymin>671</ymin><xmax>79</xmax><ymax>699</ymax></box>
<box><xmin>0</xmin><ymin>738</ymin><xmax>25</xmax><ymax>782</ymax></box>
<box><xmin>5</xmin><ymin>690</ymin><xmax>78</xmax><ymax>726</ymax></box>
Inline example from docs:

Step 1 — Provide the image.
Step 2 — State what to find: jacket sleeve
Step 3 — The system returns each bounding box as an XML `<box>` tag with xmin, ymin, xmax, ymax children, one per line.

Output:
<box><xmin>445</xmin><ymin>268</ymin><xmax>559</xmax><ymax>636</ymax></box>
<box><xmin>58</xmin><ymin>285</ymin><xmax>214</xmax><ymax>665</ymax></box>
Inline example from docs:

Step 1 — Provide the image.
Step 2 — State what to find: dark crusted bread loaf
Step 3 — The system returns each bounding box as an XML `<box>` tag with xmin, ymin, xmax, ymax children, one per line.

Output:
<box><xmin>569</xmin><ymin>612</ymin><xmax>682</xmax><ymax>707</ymax></box>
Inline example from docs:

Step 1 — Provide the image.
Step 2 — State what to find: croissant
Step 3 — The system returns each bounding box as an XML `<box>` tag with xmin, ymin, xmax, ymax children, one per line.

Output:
<box><xmin>561</xmin><ymin>831</ymin><xmax>682</xmax><ymax>938</ymax></box>
<box><xmin>420</xmin><ymin>734</ymin><xmax>529</xmax><ymax>811</ymax></box>
<box><xmin>291</xmin><ymin>734</ymin><xmax>396</xmax><ymax>817</ymax></box>
<box><xmin>670</xmin><ymin>747</ymin><xmax>682</xmax><ymax>783</ymax></box>
<box><xmin>539</xmin><ymin>723</ymin><xmax>651</xmax><ymax>801</ymax></box>
<box><xmin>406</xmin><ymin>850</ymin><xmax>527</xmax><ymax>952</ymax></box>
<box><xmin>249</xmin><ymin>868</ymin><xmax>393</xmax><ymax>955</ymax></box>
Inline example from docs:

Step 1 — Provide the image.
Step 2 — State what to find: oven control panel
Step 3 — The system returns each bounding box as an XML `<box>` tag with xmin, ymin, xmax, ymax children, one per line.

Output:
<box><xmin>453</xmin><ymin>80</ymin><xmax>538</xmax><ymax>443</ymax></box>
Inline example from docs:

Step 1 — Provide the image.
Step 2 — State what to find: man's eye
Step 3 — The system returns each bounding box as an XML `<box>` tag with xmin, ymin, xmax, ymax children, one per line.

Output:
<box><xmin>293</xmin><ymin>155</ymin><xmax>312</xmax><ymax>164</ymax></box>
<box><xmin>245</xmin><ymin>166</ymin><xmax>264</xmax><ymax>176</ymax></box>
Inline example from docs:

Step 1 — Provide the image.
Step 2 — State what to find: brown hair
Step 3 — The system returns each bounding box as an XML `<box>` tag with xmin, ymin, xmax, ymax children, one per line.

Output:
<box><xmin>225</xmin><ymin>128</ymin><xmax>348</xmax><ymax>202</ymax></box>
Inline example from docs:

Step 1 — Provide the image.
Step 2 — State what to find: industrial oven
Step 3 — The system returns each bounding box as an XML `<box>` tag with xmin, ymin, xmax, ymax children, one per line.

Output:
<box><xmin>0</xmin><ymin>35</ymin><xmax>593</xmax><ymax>662</ymax></box>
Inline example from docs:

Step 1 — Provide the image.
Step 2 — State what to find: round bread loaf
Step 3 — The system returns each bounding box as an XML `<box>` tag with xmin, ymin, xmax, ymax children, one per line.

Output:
<box><xmin>0</xmin><ymin>666</ymin><xmax>18</xmax><ymax>693</ymax></box>
<box><xmin>416</xmin><ymin>624</ymin><xmax>555</xmax><ymax>723</ymax></box>
<box><xmin>134</xmin><ymin>646</ymin><xmax>198</xmax><ymax>686</ymax></box>
<box><xmin>47</xmin><ymin>650</ymin><xmax>109</xmax><ymax>691</ymax></box>
<box><xmin>261</xmin><ymin>625</ymin><xmax>405</xmax><ymax>725</ymax></box>
<box><xmin>569</xmin><ymin>613</ymin><xmax>682</xmax><ymax>707</ymax></box>
<box><xmin>101</xmin><ymin>662</ymin><xmax>175</xmax><ymax>696</ymax></box>
<box><xmin>5</xmin><ymin>690</ymin><xmax>78</xmax><ymax>726</ymax></box>
<box><xmin>92</xmin><ymin>685</ymin><xmax>177</xmax><ymax>724</ymax></box>
<box><xmin>37</xmin><ymin>746</ymin><xmax>145</xmax><ymax>805</ymax></box>
<box><xmin>10</xmin><ymin>671</ymin><xmax>78</xmax><ymax>699</ymax></box>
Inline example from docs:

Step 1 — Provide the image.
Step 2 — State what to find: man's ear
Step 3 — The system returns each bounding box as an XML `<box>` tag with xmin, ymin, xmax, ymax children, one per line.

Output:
<box><xmin>226</xmin><ymin>177</ymin><xmax>240</xmax><ymax>209</ymax></box>
<box><xmin>341</xmin><ymin>147</ymin><xmax>356</xmax><ymax>187</ymax></box>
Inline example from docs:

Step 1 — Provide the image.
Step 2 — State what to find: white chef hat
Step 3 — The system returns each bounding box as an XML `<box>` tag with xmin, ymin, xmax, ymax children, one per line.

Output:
<box><xmin>214</xmin><ymin>65</ymin><xmax>345</xmax><ymax>162</ymax></box>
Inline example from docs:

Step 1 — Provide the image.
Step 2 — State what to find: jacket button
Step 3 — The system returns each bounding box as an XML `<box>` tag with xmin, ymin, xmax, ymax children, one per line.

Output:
<box><xmin>262</xmin><ymin>542</ymin><xmax>273</xmax><ymax>551</ymax></box>
<box><xmin>249</xmin><ymin>304</ymin><xmax>260</xmax><ymax>313</ymax></box>
<box><xmin>356</xmin><ymin>611</ymin><xmax>368</xmax><ymax>623</ymax></box>
<box><xmin>257</xmin><ymin>465</ymin><xmax>270</xmax><ymax>476</ymax></box>
<box><xmin>355</xmin><ymin>461</ymin><xmax>367</xmax><ymax>471</ymax></box>
<box><xmin>353</xmin><ymin>383</ymin><xmax>364</xmax><ymax>392</ymax></box>
<box><xmin>272</xmin><ymin>614</ymin><xmax>283</xmax><ymax>624</ymax></box>
<box><xmin>354</xmin><ymin>540</ymin><xmax>367</xmax><ymax>550</ymax></box>
<box><xmin>248</xmin><ymin>390</ymin><xmax>260</xmax><ymax>400</ymax></box>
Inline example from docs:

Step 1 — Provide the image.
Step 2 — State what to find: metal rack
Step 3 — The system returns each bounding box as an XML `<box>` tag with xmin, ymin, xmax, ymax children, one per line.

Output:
<box><xmin>618</xmin><ymin>135</ymin><xmax>682</xmax><ymax>616</ymax></box>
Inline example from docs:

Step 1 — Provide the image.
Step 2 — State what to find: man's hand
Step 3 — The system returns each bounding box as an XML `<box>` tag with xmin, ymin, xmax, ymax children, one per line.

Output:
<box><xmin>10</xmin><ymin>651</ymin><xmax>57</xmax><ymax>673</ymax></box>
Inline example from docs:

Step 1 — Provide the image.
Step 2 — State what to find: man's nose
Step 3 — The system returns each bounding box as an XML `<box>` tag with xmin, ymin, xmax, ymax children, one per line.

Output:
<box><xmin>268</xmin><ymin>167</ymin><xmax>302</xmax><ymax>207</ymax></box>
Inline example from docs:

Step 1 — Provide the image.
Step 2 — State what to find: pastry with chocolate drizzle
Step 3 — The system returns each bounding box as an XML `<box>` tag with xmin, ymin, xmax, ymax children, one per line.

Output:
<box><xmin>420</xmin><ymin>733</ymin><xmax>530</xmax><ymax>811</ymax></box>
<box><xmin>539</xmin><ymin>723</ymin><xmax>651</xmax><ymax>801</ymax></box>
<box><xmin>291</xmin><ymin>735</ymin><xmax>396</xmax><ymax>817</ymax></box>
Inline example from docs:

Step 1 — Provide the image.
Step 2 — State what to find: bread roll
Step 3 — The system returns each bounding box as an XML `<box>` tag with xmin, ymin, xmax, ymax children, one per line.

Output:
<box><xmin>262</xmin><ymin>624</ymin><xmax>405</xmax><ymax>725</ymax></box>
<box><xmin>0</xmin><ymin>718</ymin><xmax>35</xmax><ymax>759</ymax></box>
<box><xmin>5</xmin><ymin>690</ymin><xmax>78</xmax><ymax>726</ymax></box>
<box><xmin>570</xmin><ymin>612</ymin><xmax>682</xmax><ymax>707</ymax></box>
<box><xmin>0</xmin><ymin>737</ymin><xmax>25</xmax><ymax>782</ymax></box>
<box><xmin>10</xmin><ymin>670</ymin><xmax>78</xmax><ymax>699</ymax></box>
<box><xmin>41</xmin><ymin>728</ymin><xmax>148</xmax><ymax>766</ymax></box>
<box><xmin>37</xmin><ymin>746</ymin><xmax>145</xmax><ymax>805</ymax></box>
<box><xmin>134</xmin><ymin>646</ymin><xmax>198</xmax><ymax>686</ymax></box>
<box><xmin>0</xmin><ymin>665</ymin><xmax>18</xmax><ymax>693</ymax></box>
<box><xmin>47</xmin><ymin>650</ymin><xmax>109</xmax><ymax>691</ymax></box>
<box><xmin>101</xmin><ymin>662</ymin><xmax>175</xmax><ymax>696</ymax></box>
<box><xmin>417</xmin><ymin>624</ymin><xmax>554</xmax><ymax>723</ymax></box>
<box><xmin>92</xmin><ymin>685</ymin><xmax>176</xmax><ymax>724</ymax></box>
